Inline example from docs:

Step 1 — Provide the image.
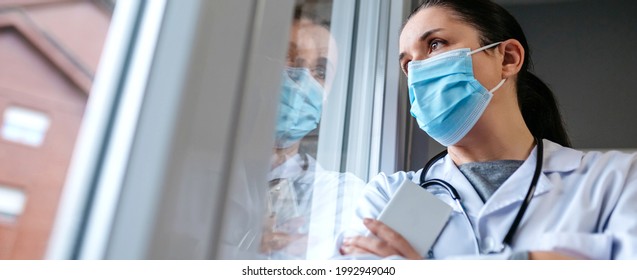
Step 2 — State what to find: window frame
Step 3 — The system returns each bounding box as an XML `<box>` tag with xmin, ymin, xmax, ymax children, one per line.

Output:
<box><xmin>47</xmin><ymin>0</ymin><xmax>414</xmax><ymax>260</ymax></box>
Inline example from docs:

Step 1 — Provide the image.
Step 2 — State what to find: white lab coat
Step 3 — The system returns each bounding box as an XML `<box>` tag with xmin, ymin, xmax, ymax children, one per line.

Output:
<box><xmin>346</xmin><ymin>139</ymin><xmax>637</xmax><ymax>259</ymax></box>
<box><xmin>219</xmin><ymin>151</ymin><xmax>366</xmax><ymax>260</ymax></box>
<box><xmin>264</xmin><ymin>153</ymin><xmax>366</xmax><ymax>260</ymax></box>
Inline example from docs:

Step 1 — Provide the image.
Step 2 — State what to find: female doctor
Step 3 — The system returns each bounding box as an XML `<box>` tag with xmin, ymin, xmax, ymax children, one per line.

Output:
<box><xmin>340</xmin><ymin>0</ymin><xmax>637</xmax><ymax>260</ymax></box>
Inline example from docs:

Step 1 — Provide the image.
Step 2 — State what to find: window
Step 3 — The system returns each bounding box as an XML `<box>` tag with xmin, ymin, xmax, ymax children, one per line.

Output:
<box><xmin>33</xmin><ymin>0</ymin><xmax>411</xmax><ymax>260</ymax></box>
<box><xmin>0</xmin><ymin>184</ymin><xmax>26</xmax><ymax>223</ymax></box>
<box><xmin>0</xmin><ymin>0</ymin><xmax>114</xmax><ymax>259</ymax></box>
<box><xmin>2</xmin><ymin>106</ymin><xmax>50</xmax><ymax>147</ymax></box>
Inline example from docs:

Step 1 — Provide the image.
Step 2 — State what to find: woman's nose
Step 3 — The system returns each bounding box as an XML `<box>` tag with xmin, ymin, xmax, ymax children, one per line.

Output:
<box><xmin>410</xmin><ymin>50</ymin><xmax>429</xmax><ymax>62</ymax></box>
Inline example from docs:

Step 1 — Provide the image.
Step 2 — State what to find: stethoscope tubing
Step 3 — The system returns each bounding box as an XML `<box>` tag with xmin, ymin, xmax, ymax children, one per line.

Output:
<box><xmin>421</xmin><ymin>178</ymin><xmax>480</xmax><ymax>253</ymax></box>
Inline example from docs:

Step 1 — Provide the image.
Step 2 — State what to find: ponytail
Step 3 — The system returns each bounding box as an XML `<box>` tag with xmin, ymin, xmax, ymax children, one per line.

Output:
<box><xmin>517</xmin><ymin>72</ymin><xmax>571</xmax><ymax>147</ymax></box>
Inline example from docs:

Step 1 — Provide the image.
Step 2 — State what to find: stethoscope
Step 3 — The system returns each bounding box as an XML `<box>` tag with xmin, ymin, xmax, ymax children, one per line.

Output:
<box><xmin>419</xmin><ymin>137</ymin><xmax>543</xmax><ymax>255</ymax></box>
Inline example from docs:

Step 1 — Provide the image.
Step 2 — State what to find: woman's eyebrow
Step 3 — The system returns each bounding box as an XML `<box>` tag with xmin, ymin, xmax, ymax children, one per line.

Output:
<box><xmin>399</xmin><ymin>28</ymin><xmax>444</xmax><ymax>61</ymax></box>
<box><xmin>419</xmin><ymin>28</ymin><xmax>444</xmax><ymax>42</ymax></box>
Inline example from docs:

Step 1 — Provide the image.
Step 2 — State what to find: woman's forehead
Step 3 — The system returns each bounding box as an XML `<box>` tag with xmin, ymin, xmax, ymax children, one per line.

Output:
<box><xmin>400</xmin><ymin>6</ymin><xmax>476</xmax><ymax>45</ymax></box>
<box><xmin>290</xmin><ymin>22</ymin><xmax>329</xmax><ymax>53</ymax></box>
<box><xmin>289</xmin><ymin>21</ymin><xmax>337</xmax><ymax>68</ymax></box>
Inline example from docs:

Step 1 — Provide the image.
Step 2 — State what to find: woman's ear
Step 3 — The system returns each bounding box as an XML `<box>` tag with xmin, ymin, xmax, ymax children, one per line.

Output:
<box><xmin>500</xmin><ymin>39</ymin><xmax>524</xmax><ymax>78</ymax></box>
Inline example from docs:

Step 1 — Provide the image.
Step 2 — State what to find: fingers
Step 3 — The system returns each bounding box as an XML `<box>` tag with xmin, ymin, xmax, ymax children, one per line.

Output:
<box><xmin>341</xmin><ymin>235</ymin><xmax>401</xmax><ymax>257</ymax></box>
<box><xmin>340</xmin><ymin>220</ymin><xmax>423</xmax><ymax>260</ymax></box>
<box><xmin>278</xmin><ymin>216</ymin><xmax>305</xmax><ymax>232</ymax></box>
<box><xmin>528</xmin><ymin>251</ymin><xmax>580</xmax><ymax>260</ymax></box>
<box><xmin>260</xmin><ymin>232</ymin><xmax>305</xmax><ymax>253</ymax></box>
<box><xmin>339</xmin><ymin>239</ymin><xmax>374</xmax><ymax>255</ymax></box>
<box><xmin>261</xmin><ymin>232</ymin><xmax>289</xmax><ymax>252</ymax></box>
<box><xmin>363</xmin><ymin>218</ymin><xmax>422</xmax><ymax>260</ymax></box>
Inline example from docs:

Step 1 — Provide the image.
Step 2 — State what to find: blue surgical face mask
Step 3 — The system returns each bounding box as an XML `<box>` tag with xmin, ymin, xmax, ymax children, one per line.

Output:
<box><xmin>407</xmin><ymin>42</ymin><xmax>506</xmax><ymax>146</ymax></box>
<box><xmin>274</xmin><ymin>67</ymin><xmax>324</xmax><ymax>149</ymax></box>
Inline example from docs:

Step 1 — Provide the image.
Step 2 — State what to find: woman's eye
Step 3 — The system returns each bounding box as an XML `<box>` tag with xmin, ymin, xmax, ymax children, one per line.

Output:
<box><xmin>313</xmin><ymin>57</ymin><xmax>328</xmax><ymax>81</ymax></box>
<box><xmin>429</xmin><ymin>39</ymin><xmax>444</xmax><ymax>52</ymax></box>
<box><xmin>313</xmin><ymin>66</ymin><xmax>326</xmax><ymax>81</ymax></box>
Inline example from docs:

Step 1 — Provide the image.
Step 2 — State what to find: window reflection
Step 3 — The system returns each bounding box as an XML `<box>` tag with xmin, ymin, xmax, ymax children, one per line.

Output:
<box><xmin>261</xmin><ymin>1</ymin><xmax>366</xmax><ymax>260</ymax></box>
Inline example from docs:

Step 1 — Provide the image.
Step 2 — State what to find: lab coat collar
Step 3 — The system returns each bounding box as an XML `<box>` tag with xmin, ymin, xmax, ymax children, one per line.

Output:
<box><xmin>541</xmin><ymin>139</ymin><xmax>584</xmax><ymax>173</ymax></box>
<box><xmin>479</xmin><ymin>139</ymin><xmax>583</xmax><ymax>217</ymax></box>
<box><xmin>426</xmin><ymin>139</ymin><xmax>584</xmax><ymax>218</ymax></box>
<box><xmin>434</xmin><ymin>155</ymin><xmax>486</xmax><ymax>216</ymax></box>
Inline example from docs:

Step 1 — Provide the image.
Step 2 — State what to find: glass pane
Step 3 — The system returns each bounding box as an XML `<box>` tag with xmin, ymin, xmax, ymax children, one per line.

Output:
<box><xmin>260</xmin><ymin>0</ymin><xmax>367</xmax><ymax>260</ymax></box>
<box><xmin>0</xmin><ymin>0</ymin><xmax>114</xmax><ymax>259</ymax></box>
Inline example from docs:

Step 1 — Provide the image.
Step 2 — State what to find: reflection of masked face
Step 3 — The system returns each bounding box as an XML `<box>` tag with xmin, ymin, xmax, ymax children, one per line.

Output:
<box><xmin>274</xmin><ymin>67</ymin><xmax>323</xmax><ymax>149</ymax></box>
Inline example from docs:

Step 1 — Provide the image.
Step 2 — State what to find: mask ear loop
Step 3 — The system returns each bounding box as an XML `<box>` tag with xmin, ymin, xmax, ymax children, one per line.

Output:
<box><xmin>489</xmin><ymin>79</ymin><xmax>507</xmax><ymax>93</ymax></box>
<box><xmin>468</xmin><ymin>41</ymin><xmax>503</xmax><ymax>55</ymax></box>
<box><xmin>467</xmin><ymin>41</ymin><xmax>507</xmax><ymax>94</ymax></box>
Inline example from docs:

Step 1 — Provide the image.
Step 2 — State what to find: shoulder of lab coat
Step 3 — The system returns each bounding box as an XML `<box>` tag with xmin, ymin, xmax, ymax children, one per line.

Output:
<box><xmin>512</xmin><ymin>140</ymin><xmax>637</xmax><ymax>259</ymax></box>
<box><xmin>548</xmin><ymin>141</ymin><xmax>637</xmax><ymax>259</ymax></box>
